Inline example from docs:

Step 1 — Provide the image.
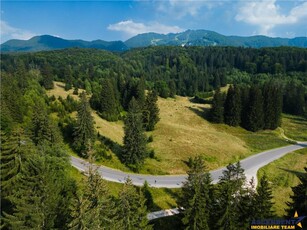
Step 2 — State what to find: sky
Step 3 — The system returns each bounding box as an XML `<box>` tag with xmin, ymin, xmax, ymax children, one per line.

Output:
<box><xmin>1</xmin><ymin>0</ymin><xmax>307</xmax><ymax>43</ymax></box>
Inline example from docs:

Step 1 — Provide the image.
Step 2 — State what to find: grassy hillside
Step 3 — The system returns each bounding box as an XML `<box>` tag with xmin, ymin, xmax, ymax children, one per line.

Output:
<box><xmin>281</xmin><ymin>114</ymin><xmax>307</xmax><ymax>141</ymax></box>
<box><xmin>258</xmin><ymin>148</ymin><xmax>307</xmax><ymax>217</ymax></box>
<box><xmin>48</xmin><ymin>82</ymin><xmax>291</xmax><ymax>175</ymax></box>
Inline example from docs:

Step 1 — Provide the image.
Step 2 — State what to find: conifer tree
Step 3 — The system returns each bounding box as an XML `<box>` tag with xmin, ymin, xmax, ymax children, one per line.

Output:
<box><xmin>97</xmin><ymin>78</ymin><xmax>120</xmax><ymax>121</ymax></box>
<box><xmin>286</xmin><ymin>167</ymin><xmax>307</xmax><ymax>222</ymax></box>
<box><xmin>246</xmin><ymin>86</ymin><xmax>264</xmax><ymax>132</ymax></box>
<box><xmin>2</xmin><ymin>155</ymin><xmax>70</xmax><ymax>229</ymax></box>
<box><xmin>224</xmin><ymin>85</ymin><xmax>241</xmax><ymax>126</ymax></box>
<box><xmin>0</xmin><ymin>128</ymin><xmax>34</xmax><ymax>197</ymax></box>
<box><xmin>41</xmin><ymin>62</ymin><xmax>54</xmax><ymax>90</ymax></box>
<box><xmin>70</xmin><ymin>165</ymin><xmax>115</xmax><ymax>229</ymax></box>
<box><xmin>209</xmin><ymin>88</ymin><xmax>224</xmax><ymax>123</ymax></box>
<box><xmin>122</xmin><ymin>97</ymin><xmax>147</xmax><ymax>169</ymax></box>
<box><xmin>73</xmin><ymin>92</ymin><xmax>95</xmax><ymax>157</ymax></box>
<box><xmin>169</xmin><ymin>80</ymin><xmax>176</xmax><ymax>98</ymax></box>
<box><xmin>116</xmin><ymin>178</ymin><xmax>152</xmax><ymax>230</ymax></box>
<box><xmin>143</xmin><ymin>91</ymin><xmax>160</xmax><ymax>131</ymax></box>
<box><xmin>254</xmin><ymin>174</ymin><xmax>274</xmax><ymax>219</ymax></box>
<box><xmin>263</xmin><ymin>81</ymin><xmax>282</xmax><ymax>130</ymax></box>
<box><xmin>30</xmin><ymin>104</ymin><xmax>52</xmax><ymax>145</ymax></box>
<box><xmin>179</xmin><ymin>156</ymin><xmax>212</xmax><ymax>230</ymax></box>
<box><xmin>216</xmin><ymin>162</ymin><xmax>247</xmax><ymax>230</ymax></box>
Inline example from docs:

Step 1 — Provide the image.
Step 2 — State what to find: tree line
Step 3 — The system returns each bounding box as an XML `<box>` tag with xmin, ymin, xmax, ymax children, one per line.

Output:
<box><xmin>209</xmin><ymin>78</ymin><xmax>307</xmax><ymax>131</ymax></box>
<box><xmin>175</xmin><ymin>156</ymin><xmax>307</xmax><ymax>230</ymax></box>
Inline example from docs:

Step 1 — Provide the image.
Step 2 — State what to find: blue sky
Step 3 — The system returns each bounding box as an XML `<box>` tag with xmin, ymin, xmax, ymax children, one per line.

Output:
<box><xmin>1</xmin><ymin>0</ymin><xmax>307</xmax><ymax>43</ymax></box>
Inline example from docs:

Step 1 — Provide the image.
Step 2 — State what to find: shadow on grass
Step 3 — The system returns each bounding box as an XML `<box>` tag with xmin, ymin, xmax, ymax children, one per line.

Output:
<box><xmin>98</xmin><ymin>133</ymin><xmax>123</xmax><ymax>160</ymax></box>
<box><xmin>284</xmin><ymin>114</ymin><xmax>307</xmax><ymax>123</ymax></box>
<box><xmin>150</xmin><ymin>214</ymin><xmax>184</xmax><ymax>230</ymax></box>
<box><xmin>163</xmin><ymin>188</ymin><xmax>181</xmax><ymax>201</ymax></box>
<box><xmin>278</xmin><ymin>167</ymin><xmax>306</xmax><ymax>179</ymax></box>
<box><xmin>187</xmin><ymin>106</ymin><xmax>210</xmax><ymax>120</ymax></box>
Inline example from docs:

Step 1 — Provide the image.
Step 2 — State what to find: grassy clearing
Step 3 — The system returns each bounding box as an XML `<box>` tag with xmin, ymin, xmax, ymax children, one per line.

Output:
<box><xmin>281</xmin><ymin>114</ymin><xmax>307</xmax><ymax>141</ymax></box>
<box><xmin>49</xmin><ymin>82</ymin><xmax>291</xmax><ymax>175</ymax></box>
<box><xmin>46</xmin><ymin>81</ymin><xmax>86</xmax><ymax>100</ymax></box>
<box><xmin>144</xmin><ymin>96</ymin><xmax>288</xmax><ymax>174</ymax></box>
<box><xmin>103</xmin><ymin>180</ymin><xmax>179</xmax><ymax>211</ymax></box>
<box><xmin>258</xmin><ymin>148</ymin><xmax>307</xmax><ymax>217</ymax></box>
<box><xmin>68</xmin><ymin>166</ymin><xmax>179</xmax><ymax>211</ymax></box>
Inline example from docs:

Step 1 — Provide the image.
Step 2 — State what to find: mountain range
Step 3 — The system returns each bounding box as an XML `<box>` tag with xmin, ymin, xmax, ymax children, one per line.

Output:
<box><xmin>1</xmin><ymin>30</ymin><xmax>307</xmax><ymax>52</ymax></box>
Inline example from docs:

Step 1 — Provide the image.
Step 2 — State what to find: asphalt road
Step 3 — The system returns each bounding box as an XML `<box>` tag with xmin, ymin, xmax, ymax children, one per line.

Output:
<box><xmin>71</xmin><ymin>142</ymin><xmax>307</xmax><ymax>188</ymax></box>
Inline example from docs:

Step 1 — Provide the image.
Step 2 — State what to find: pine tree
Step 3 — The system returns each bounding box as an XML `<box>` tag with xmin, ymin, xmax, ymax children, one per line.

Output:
<box><xmin>73</xmin><ymin>92</ymin><xmax>95</xmax><ymax>157</ymax></box>
<box><xmin>143</xmin><ymin>91</ymin><xmax>160</xmax><ymax>131</ymax></box>
<box><xmin>122</xmin><ymin>97</ymin><xmax>147</xmax><ymax>169</ymax></box>
<box><xmin>209</xmin><ymin>88</ymin><xmax>224</xmax><ymax>123</ymax></box>
<box><xmin>96</xmin><ymin>78</ymin><xmax>120</xmax><ymax>121</ymax></box>
<box><xmin>0</xmin><ymin>128</ymin><xmax>34</xmax><ymax>197</ymax></box>
<box><xmin>116</xmin><ymin>178</ymin><xmax>152</xmax><ymax>230</ymax></box>
<box><xmin>254</xmin><ymin>174</ymin><xmax>274</xmax><ymax>219</ymax></box>
<box><xmin>224</xmin><ymin>85</ymin><xmax>241</xmax><ymax>126</ymax></box>
<box><xmin>169</xmin><ymin>80</ymin><xmax>176</xmax><ymax>98</ymax></box>
<box><xmin>41</xmin><ymin>62</ymin><xmax>54</xmax><ymax>90</ymax></box>
<box><xmin>286</xmin><ymin>167</ymin><xmax>307</xmax><ymax>223</ymax></box>
<box><xmin>246</xmin><ymin>86</ymin><xmax>264</xmax><ymax>132</ymax></box>
<box><xmin>263</xmin><ymin>81</ymin><xmax>282</xmax><ymax>130</ymax></box>
<box><xmin>30</xmin><ymin>104</ymin><xmax>52</xmax><ymax>145</ymax></box>
<box><xmin>2</xmin><ymin>155</ymin><xmax>70</xmax><ymax>230</ymax></box>
<box><xmin>69</xmin><ymin>165</ymin><xmax>115</xmax><ymax>229</ymax></box>
<box><xmin>179</xmin><ymin>156</ymin><xmax>212</xmax><ymax>230</ymax></box>
<box><xmin>216</xmin><ymin>162</ymin><xmax>247</xmax><ymax>230</ymax></box>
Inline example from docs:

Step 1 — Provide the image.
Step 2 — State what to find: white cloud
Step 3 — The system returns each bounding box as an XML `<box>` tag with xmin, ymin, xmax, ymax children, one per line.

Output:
<box><xmin>157</xmin><ymin>0</ymin><xmax>216</xmax><ymax>19</ymax></box>
<box><xmin>108</xmin><ymin>20</ymin><xmax>184</xmax><ymax>37</ymax></box>
<box><xmin>235</xmin><ymin>0</ymin><xmax>307</xmax><ymax>36</ymax></box>
<box><xmin>1</xmin><ymin>20</ymin><xmax>36</xmax><ymax>43</ymax></box>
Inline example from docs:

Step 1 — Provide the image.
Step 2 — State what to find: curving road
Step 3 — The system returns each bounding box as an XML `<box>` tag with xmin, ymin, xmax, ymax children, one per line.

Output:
<box><xmin>71</xmin><ymin>142</ymin><xmax>307</xmax><ymax>188</ymax></box>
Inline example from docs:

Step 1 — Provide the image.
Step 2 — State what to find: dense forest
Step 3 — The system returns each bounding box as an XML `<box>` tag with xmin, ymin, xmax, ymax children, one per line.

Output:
<box><xmin>1</xmin><ymin>46</ymin><xmax>307</xmax><ymax>229</ymax></box>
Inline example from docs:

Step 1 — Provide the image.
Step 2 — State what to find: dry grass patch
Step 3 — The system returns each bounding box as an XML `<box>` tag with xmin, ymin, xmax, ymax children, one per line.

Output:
<box><xmin>147</xmin><ymin>96</ymin><xmax>247</xmax><ymax>174</ymax></box>
<box><xmin>92</xmin><ymin>112</ymin><xmax>124</xmax><ymax>144</ymax></box>
<box><xmin>46</xmin><ymin>81</ymin><xmax>86</xmax><ymax>100</ymax></box>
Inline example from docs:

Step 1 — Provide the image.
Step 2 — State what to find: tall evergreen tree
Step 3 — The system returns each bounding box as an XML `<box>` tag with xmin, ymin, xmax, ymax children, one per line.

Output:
<box><xmin>116</xmin><ymin>178</ymin><xmax>152</xmax><ymax>230</ymax></box>
<box><xmin>216</xmin><ymin>162</ymin><xmax>247</xmax><ymax>230</ymax></box>
<box><xmin>0</xmin><ymin>128</ymin><xmax>34</xmax><ymax>197</ymax></box>
<box><xmin>246</xmin><ymin>86</ymin><xmax>264</xmax><ymax>132</ymax></box>
<box><xmin>169</xmin><ymin>80</ymin><xmax>177</xmax><ymax>98</ymax></box>
<box><xmin>254</xmin><ymin>174</ymin><xmax>274</xmax><ymax>219</ymax></box>
<box><xmin>209</xmin><ymin>88</ymin><xmax>224</xmax><ymax>123</ymax></box>
<box><xmin>286</xmin><ymin>167</ymin><xmax>307</xmax><ymax>225</ymax></box>
<box><xmin>224</xmin><ymin>85</ymin><xmax>241</xmax><ymax>126</ymax></box>
<box><xmin>73</xmin><ymin>92</ymin><xmax>95</xmax><ymax>157</ymax></box>
<box><xmin>2</xmin><ymin>155</ymin><xmax>72</xmax><ymax>230</ymax></box>
<box><xmin>263</xmin><ymin>81</ymin><xmax>282</xmax><ymax>130</ymax></box>
<box><xmin>69</xmin><ymin>165</ymin><xmax>115</xmax><ymax>230</ymax></box>
<box><xmin>179</xmin><ymin>156</ymin><xmax>212</xmax><ymax>230</ymax></box>
<box><xmin>41</xmin><ymin>62</ymin><xmax>54</xmax><ymax>90</ymax></box>
<box><xmin>95</xmin><ymin>78</ymin><xmax>120</xmax><ymax>121</ymax></box>
<box><xmin>122</xmin><ymin>97</ymin><xmax>147</xmax><ymax>169</ymax></box>
<box><xmin>143</xmin><ymin>91</ymin><xmax>160</xmax><ymax>131</ymax></box>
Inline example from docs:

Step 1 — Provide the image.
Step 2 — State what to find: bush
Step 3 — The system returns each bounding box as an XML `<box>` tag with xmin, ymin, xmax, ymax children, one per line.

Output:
<box><xmin>147</xmin><ymin>135</ymin><xmax>153</xmax><ymax>143</ymax></box>
<box><xmin>149</xmin><ymin>149</ymin><xmax>155</xmax><ymax>159</ymax></box>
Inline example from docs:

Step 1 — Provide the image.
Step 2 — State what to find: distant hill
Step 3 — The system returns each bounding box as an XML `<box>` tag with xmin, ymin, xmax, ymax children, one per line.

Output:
<box><xmin>125</xmin><ymin>30</ymin><xmax>307</xmax><ymax>48</ymax></box>
<box><xmin>0</xmin><ymin>35</ymin><xmax>129</xmax><ymax>52</ymax></box>
<box><xmin>1</xmin><ymin>30</ymin><xmax>307</xmax><ymax>52</ymax></box>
